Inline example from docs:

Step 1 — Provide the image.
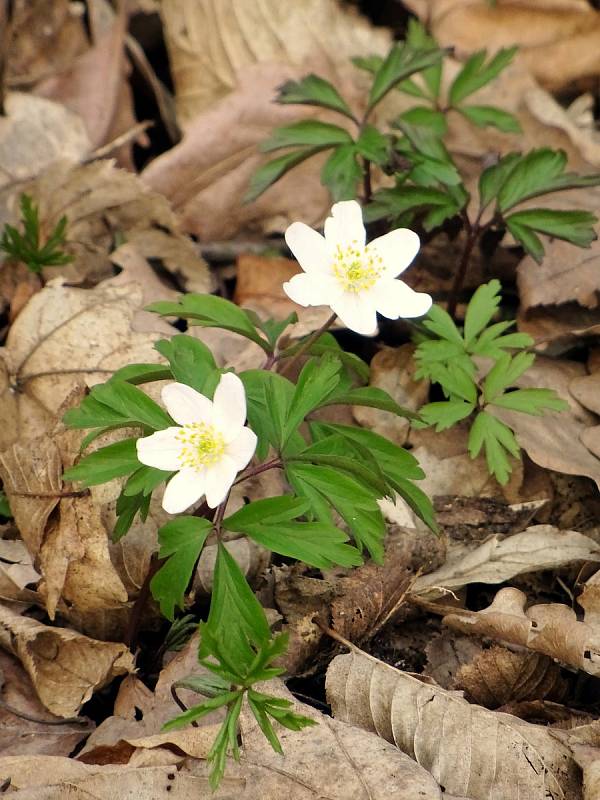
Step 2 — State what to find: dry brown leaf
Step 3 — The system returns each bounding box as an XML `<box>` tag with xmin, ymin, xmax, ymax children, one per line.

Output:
<box><xmin>412</xmin><ymin>525</ymin><xmax>600</xmax><ymax>599</ymax></box>
<box><xmin>492</xmin><ymin>357</ymin><xmax>600</xmax><ymax>490</ymax></box>
<box><xmin>433</xmin><ymin>496</ymin><xmax>548</xmax><ymax>542</ymax></box>
<box><xmin>0</xmin><ymin>93</ymin><xmax>90</xmax><ymax>192</ymax></box>
<box><xmin>405</xmin><ymin>0</ymin><xmax>600</xmax><ymax>92</ymax></box>
<box><xmin>276</xmin><ymin>524</ymin><xmax>445</xmax><ymax>673</ymax></box>
<box><xmin>160</xmin><ymin>0</ymin><xmax>390</xmax><ymax>123</ymax></box>
<box><xmin>442</xmin><ymin>585</ymin><xmax>600</xmax><ymax>680</ymax></box>
<box><xmin>0</xmin><ymin>650</ymin><xmax>91</xmax><ymax>756</ymax></box>
<box><xmin>353</xmin><ymin>345</ymin><xmax>429</xmax><ymax>447</ymax></box>
<box><xmin>326</xmin><ymin>649</ymin><xmax>582</xmax><ymax>800</ymax></box>
<box><xmin>0</xmin><ymin>540</ymin><xmax>39</xmax><ymax>605</ymax></box>
<box><xmin>0</xmin><ymin>602</ymin><xmax>133</xmax><ymax>718</ymax></box>
<box><xmin>454</xmin><ymin>645</ymin><xmax>568</xmax><ymax>708</ymax></box>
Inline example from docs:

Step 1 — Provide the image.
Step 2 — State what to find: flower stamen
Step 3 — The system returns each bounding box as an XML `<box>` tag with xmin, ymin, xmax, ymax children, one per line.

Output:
<box><xmin>176</xmin><ymin>422</ymin><xmax>225</xmax><ymax>470</ymax></box>
<box><xmin>332</xmin><ymin>240</ymin><xmax>383</xmax><ymax>293</ymax></box>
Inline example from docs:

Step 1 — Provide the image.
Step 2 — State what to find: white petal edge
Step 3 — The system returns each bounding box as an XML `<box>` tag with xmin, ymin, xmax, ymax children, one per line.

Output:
<box><xmin>331</xmin><ymin>294</ymin><xmax>378</xmax><ymax>336</ymax></box>
<box><xmin>373</xmin><ymin>279</ymin><xmax>433</xmax><ymax>320</ymax></box>
<box><xmin>213</xmin><ymin>373</ymin><xmax>246</xmax><ymax>441</ymax></box>
<box><xmin>324</xmin><ymin>200</ymin><xmax>366</xmax><ymax>250</ymax></box>
<box><xmin>366</xmin><ymin>228</ymin><xmax>420</xmax><ymax>278</ymax></box>
<box><xmin>162</xmin><ymin>467</ymin><xmax>206</xmax><ymax>514</ymax></box>
<box><xmin>204</xmin><ymin>456</ymin><xmax>239</xmax><ymax>508</ymax></box>
<box><xmin>136</xmin><ymin>428</ymin><xmax>183</xmax><ymax>471</ymax></box>
<box><xmin>161</xmin><ymin>383</ymin><xmax>213</xmax><ymax>426</ymax></box>
<box><xmin>285</xmin><ymin>222</ymin><xmax>330</xmax><ymax>274</ymax></box>
<box><xmin>283</xmin><ymin>273</ymin><xmax>328</xmax><ymax>308</ymax></box>
<box><xmin>227</xmin><ymin>426</ymin><xmax>258</xmax><ymax>471</ymax></box>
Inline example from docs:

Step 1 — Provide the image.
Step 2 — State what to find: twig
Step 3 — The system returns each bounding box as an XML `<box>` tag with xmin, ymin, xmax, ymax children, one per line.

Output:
<box><xmin>170</xmin><ymin>684</ymin><xmax>199</xmax><ymax>727</ymax></box>
<box><xmin>85</xmin><ymin>121</ymin><xmax>153</xmax><ymax>162</ymax></box>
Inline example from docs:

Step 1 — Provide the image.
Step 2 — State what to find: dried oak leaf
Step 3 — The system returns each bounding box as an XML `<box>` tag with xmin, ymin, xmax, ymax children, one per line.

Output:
<box><xmin>443</xmin><ymin>585</ymin><xmax>600</xmax><ymax>679</ymax></box>
<box><xmin>0</xmin><ymin>601</ymin><xmax>133</xmax><ymax>718</ymax></box>
<box><xmin>412</xmin><ymin>525</ymin><xmax>600</xmax><ymax>600</ymax></box>
<box><xmin>404</xmin><ymin>0</ymin><xmax>600</xmax><ymax>92</ymax></box>
<box><xmin>326</xmin><ymin>649</ymin><xmax>582</xmax><ymax>800</ymax></box>
<box><xmin>160</xmin><ymin>0</ymin><xmax>391</xmax><ymax>123</ymax></box>
<box><xmin>0</xmin><ymin>649</ymin><xmax>91</xmax><ymax>757</ymax></box>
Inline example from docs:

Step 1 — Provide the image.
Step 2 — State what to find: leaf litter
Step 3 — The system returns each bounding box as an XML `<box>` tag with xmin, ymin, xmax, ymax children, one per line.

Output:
<box><xmin>4</xmin><ymin>1</ymin><xmax>600</xmax><ymax>798</ymax></box>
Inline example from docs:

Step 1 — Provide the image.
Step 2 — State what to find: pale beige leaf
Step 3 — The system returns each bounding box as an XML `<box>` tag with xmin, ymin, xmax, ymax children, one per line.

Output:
<box><xmin>0</xmin><ymin>603</ymin><xmax>133</xmax><ymax>718</ymax></box>
<box><xmin>413</xmin><ymin>525</ymin><xmax>600</xmax><ymax>599</ymax></box>
<box><xmin>326</xmin><ymin>650</ymin><xmax>581</xmax><ymax>800</ymax></box>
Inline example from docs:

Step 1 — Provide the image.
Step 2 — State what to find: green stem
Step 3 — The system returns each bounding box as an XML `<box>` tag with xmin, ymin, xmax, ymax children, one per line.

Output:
<box><xmin>279</xmin><ymin>312</ymin><xmax>337</xmax><ymax>376</ymax></box>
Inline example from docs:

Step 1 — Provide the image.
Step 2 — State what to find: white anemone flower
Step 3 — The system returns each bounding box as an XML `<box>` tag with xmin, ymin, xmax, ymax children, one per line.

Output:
<box><xmin>136</xmin><ymin>373</ymin><xmax>257</xmax><ymax>514</ymax></box>
<box><xmin>283</xmin><ymin>200</ymin><xmax>432</xmax><ymax>336</ymax></box>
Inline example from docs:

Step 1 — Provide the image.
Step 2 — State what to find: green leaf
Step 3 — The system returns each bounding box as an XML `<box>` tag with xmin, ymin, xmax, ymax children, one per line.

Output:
<box><xmin>434</xmin><ymin>363</ymin><xmax>478</xmax><ymax>403</ymax></box>
<box><xmin>63</xmin><ymin>438</ymin><xmax>140</xmax><ymax>486</ymax></box>
<box><xmin>0</xmin><ymin>193</ymin><xmax>73</xmax><ymax>273</ymax></box>
<box><xmin>459</xmin><ymin>105</ymin><xmax>521</xmax><ymax>133</ymax></box>
<box><xmin>355</xmin><ymin>125</ymin><xmax>390</xmax><ymax>165</ymax></box>
<box><xmin>64</xmin><ymin>380</ymin><xmax>172</xmax><ymax>433</ymax></box>
<box><xmin>321</xmin><ymin>144</ymin><xmax>362</xmax><ymax>201</ymax></box>
<box><xmin>150</xmin><ymin>517</ymin><xmax>212</xmax><ymax>620</ymax></box>
<box><xmin>468</xmin><ymin>411</ymin><xmax>520</xmax><ymax>485</ymax></box>
<box><xmin>320</xmin><ymin>384</ymin><xmax>418</xmax><ymax>420</ymax></box>
<box><xmin>464</xmin><ymin>279</ymin><xmax>502</xmax><ymax>345</ymax></box>
<box><xmin>505</xmin><ymin>209</ymin><xmax>597</xmax><ymax>263</ymax></box>
<box><xmin>276</xmin><ymin>74</ymin><xmax>354</xmax><ymax>119</ymax></box>
<box><xmin>366</xmin><ymin>185</ymin><xmax>462</xmax><ymax>224</ymax></box>
<box><xmin>0</xmin><ymin>491</ymin><xmax>11</xmax><ymax>518</ymax></box>
<box><xmin>110</xmin><ymin>363</ymin><xmax>172</xmax><ymax>385</ymax></box>
<box><xmin>147</xmin><ymin>294</ymin><xmax>270</xmax><ymax>352</ymax></box>
<box><xmin>162</xmin><ymin>690</ymin><xmax>242</xmax><ymax>731</ymax></box>
<box><xmin>490</xmin><ymin>388</ymin><xmax>568</xmax><ymax>415</ymax></box>
<box><xmin>242</xmin><ymin>520</ymin><xmax>362</xmax><ymax>569</ymax></box>
<box><xmin>478</xmin><ymin>152</ymin><xmax>521</xmax><ymax>210</ymax></box>
<box><xmin>368</xmin><ymin>43</ymin><xmax>444</xmax><ymax>110</ymax></box>
<box><xmin>240</xmin><ymin>370</ymin><xmax>296</xmax><ymax>458</ymax></box>
<box><xmin>496</xmin><ymin>149</ymin><xmax>600</xmax><ymax>213</ymax></box>
<box><xmin>422</xmin><ymin>304</ymin><xmax>464</xmax><ymax>345</ymax></box>
<box><xmin>224</xmin><ymin>496</ymin><xmax>310</xmax><ymax>530</ymax></box>
<box><xmin>419</xmin><ymin>400</ymin><xmax>475</xmax><ymax>431</ymax></box>
<box><xmin>113</xmin><ymin>489</ymin><xmax>150</xmax><ymax>541</ymax></box>
<box><xmin>154</xmin><ymin>334</ymin><xmax>218</xmax><ymax>394</ymax></box>
<box><xmin>449</xmin><ymin>47</ymin><xmax>517</xmax><ymax>105</ymax></box>
<box><xmin>283</xmin><ymin>357</ymin><xmax>342</xmax><ymax>446</ymax></box>
<box><xmin>393</xmin><ymin>476</ymin><xmax>438</xmax><ymax>532</ymax></box>
<box><xmin>483</xmin><ymin>351</ymin><xmax>535</xmax><ymax>402</ymax></box>
<box><xmin>260</xmin><ymin>120</ymin><xmax>353</xmax><ymax>152</ymax></box>
<box><xmin>398</xmin><ymin>106</ymin><xmax>448</xmax><ymax>137</ymax></box>
<box><xmin>404</xmin><ymin>18</ymin><xmax>443</xmax><ymax>100</ymax></box>
<box><xmin>244</xmin><ymin>147</ymin><xmax>324</xmax><ymax>203</ymax></box>
<box><xmin>123</xmin><ymin>465</ymin><xmax>172</xmax><ymax>497</ymax></box>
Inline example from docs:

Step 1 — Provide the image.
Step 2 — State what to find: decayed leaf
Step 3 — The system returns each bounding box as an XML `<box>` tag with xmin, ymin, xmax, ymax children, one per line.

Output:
<box><xmin>17</xmin><ymin>159</ymin><xmax>210</xmax><ymax>290</ymax></box>
<box><xmin>454</xmin><ymin>645</ymin><xmax>568</xmax><ymax>708</ymax></box>
<box><xmin>0</xmin><ymin>602</ymin><xmax>133</xmax><ymax>718</ymax></box>
<box><xmin>413</xmin><ymin>525</ymin><xmax>600</xmax><ymax>599</ymax></box>
<box><xmin>433</xmin><ymin>497</ymin><xmax>548</xmax><ymax>542</ymax></box>
<box><xmin>442</xmin><ymin>585</ymin><xmax>600</xmax><ymax>680</ymax></box>
<box><xmin>0</xmin><ymin>650</ymin><xmax>91</xmax><ymax>757</ymax></box>
<box><xmin>276</xmin><ymin>524</ymin><xmax>445</xmax><ymax>673</ymax></box>
<box><xmin>0</xmin><ymin>278</ymin><xmax>170</xmax><ymax>450</ymax></box>
<box><xmin>404</xmin><ymin>0</ymin><xmax>600</xmax><ymax>91</ymax></box>
<box><xmin>492</xmin><ymin>357</ymin><xmax>600</xmax><ymax>490</ymax></box>
<box><xmin>160</xmin><ymin>0</ymin><xmax>390</xmax><ymax>123</ymax></box>
<box><xmin>326</xmin><ymin>649</ymin><xmax>582</xmax><ymax>800</ymax></box>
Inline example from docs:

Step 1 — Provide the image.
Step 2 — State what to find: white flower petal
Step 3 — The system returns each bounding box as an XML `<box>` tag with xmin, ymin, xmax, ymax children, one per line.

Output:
<box><xmin>161</xmin><ymin>383</ymin><xmax>213</xmax><ymax>426</ymax></box>
<box><xmin>227</xmin><ymin>426</ymin><xmax>258</xmax><ymax>471</ymax></box>
<box><xmin>213</xmin><ymin>373</ymin><xmax>246</xmax><ymax>441</ymax></box>
<box><xmin>366</xmin><ymin>228</ymin><xmax>420</xmax><ymax>277</ymax></box>
<box><xmin>204</xmin><ymin>456</ymin><xmax>238</xmax><ymax>508</ymax></box>
<box><xmin>283</xmin><ymin>273</ymin><xmax>329</xmax><ymax>307</ymax></box>
<box><xmin>136</xmin><ymin>427</ymin><xmax>183</xmax><ymax>471</ymax></box>
<box><xmin>373</xmin><ymin>279</ymin><xmax>433</xmax><ymax>319</ymax></box>
<box><xmin>162</xmin><ymin>467</ymin><xmax>206</xmax><ymax>514</ymax></box>
<box><xmin>331</xmin><ymin>293</ymin><xmax>378</xmax><ymax>336</ymax></box>
<box><xmin>285</xmin><ymin>222</ymin><xmax>330</xmax><ymax>274</ymax></box>
<box><xmin>324</xmin><ymin>200</ymin><xmax>366</xmax><ymax>250</ymax></box>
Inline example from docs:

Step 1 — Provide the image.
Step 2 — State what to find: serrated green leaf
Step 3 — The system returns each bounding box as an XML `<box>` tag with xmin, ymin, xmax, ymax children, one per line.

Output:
<box><xmin>243</xmin><ymin>520</ymin><xmax>362</xmax><ymax>569</ymax></box>
<box><xmin>123</xmin><ymin>465</ymin><xmax>172</xmax><ymax>497</ymax></box>
<box><xmin>404</xmin><ymin>18</ymin><xmax>443</xmax><ymax>100</ymax></box>
<box><xmin>464</xmin><ymin>279</ymin><xmax>502</xmax><ymax>345</ymax></box>
<box><xmin>276</xmin><ymin>74</ymin><xmax>354</xmax><ymax>119</ymax></box>
<box><xmin>224</xmin><ymin>496</ymin><xmax>310</xmax><ymax>530</ymax></box>
<box><xmin>419</xmin><ymin>400</ymin><xmax>475</xmax><ymax>431</ymax></box>
<box><xmin>63</xmin><ymin>438</ymin><xmax>140</xmax><ymax>486</ymax></box>
<box><xmin>505</xmin><ymin>208</ymin><xmax>597</xmax><ymax>259</ymax></box>
<box><xmin>110</xmin><ymin>363</ymin><xmax>172</xmax><ymax>385</ymax></box>
<box><xmin>154</xmin><ymin>334</ymin><xmax>218</xmax><ymax>394</ymax></box>
<box><xmin>355</xmin><ymin>125</ymin><xmax>390</xmax><ymax>165</ymax></box>
<box><xmin>449</xmin><ymin>47</ymin><xmax>517</xmax><ymax>105</ymax></box>
<box><xmin>468</xmin><ymin>411</ymin><xmax>519</xmax><ymax>485</ymax></box>
<box><xmin>505</xmin><ymin>216</ymin><xmax>545</xmax><ymax>262</ymax></box>
<box><xmin>148</xmin><ymin>294</ymin><xmax>270</xmax><ymax>352</ymax></box>
<box><xmin>435</xmin><ymin>363</ymin><xmax>478</xmax><ymax>403</ymax></box>
<box><xmin>368</xmin><ymin>43</ymin><xmax>444</xmax><ymax>110</ymax></box>
<box><xmin>319</xmin><ymin>384</ymin><xmax>418</xmax><ymax>419</ymax></box>
<box><xmin>490</xmin><ymin>388</ymin><xmax>568</xmax><ymax>415</ymax></box>
<box><xmin>261</xmin><ymin>120</ymin><xmax>353</xmax><ymax>153</ymax></box>
<box><xmin>478</xmin><ymin>152</ymin><xmax>521</xmax><ymax>210</ymax></box>
<box><xmin>150</xmin><ymin>517</ymin><xmax>212</xmax><ymax>620</ymax></box>
<box><xmin>113</xmin><ymin>489</ymin><xmax>150</xmax><ymax>541</ymax></box>
<box><xmin>398</xmin><ymin>106</ymin><xmax>448</xmax><ymax>136</ymax></box>
<box><xmin>365</xmin><ymin>185</ymin><xmax>461</xmax><ymax>223</ymax></box>
<box><xmin>321</xmin><ymin>144</ymin><xmax>362</xmax><ymax>201</ymax></box>
<box><xmin>422</xmin><ymin>304</ymin><xmax>464</xmax><ymax>345</ymax></box>
<box><xmin>483</xmin><ymin>351</ymin><xmax>535</xmax><ymax>402</ymax></box>
<box><xmin>459</xmin><ymin>105</ymin><xmax>521</xmax><ymax>133</ymax></box>
<box><xmin>244</xmin><ymin>147</ymin><xmax>324</xmax><ymax>203</ymax></box>
<box><xmin>63</xmin><ymin>380</ymin><xmax>172</xmax><ymax>433</ymax></box>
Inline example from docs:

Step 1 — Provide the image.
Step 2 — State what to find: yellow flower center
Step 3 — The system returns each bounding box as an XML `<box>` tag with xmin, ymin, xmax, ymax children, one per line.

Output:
<box><xmin>331</xmin><ymin>241</ymin><xmax>383</xmax><ymax>293</ymax></box>
<box><xmin>176</xmin><ymin>423</ymin><xmax>225</xmax><ymax>469</ymax></box>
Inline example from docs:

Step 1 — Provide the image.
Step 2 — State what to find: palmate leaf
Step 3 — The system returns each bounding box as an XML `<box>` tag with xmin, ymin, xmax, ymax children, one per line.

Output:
<box><xmin>321</xmin><ymin>144</ymin><xmax>363</xmax><ymax>201</ymax></box>
<box><xmin>276</xmin><ymin>74</ymin><xmax>355</xmax><ymax>119</ymax></box>
<box><xmin>490</xmin><ymin>388</ymin><xmax>568</xmax><ymax>415</ymax></box>
<box><xmin>355</xmin><ymin>125</ymin><xmax>390</xmax><ymax>165</ymax></box>
<box><xmin>468</xmin><ymin>411</ymin><xmax>520</xmax><ymax>485</ymax></box>
<box><xmin>154</xmin><ymin>334</ymin><xmax>218</xmax><ymax>394</ymax></box>
<box><xmin>483</xmin><ymin>352</ymin><xmax>535</xmax><ymax>403</ymax></box>
<box><xmin>260</xmin><ymin>120</ymin><xmax>352</xmax><ymax>152</ymax></box>
<box><xmin>244</xmin><ymin>147</ymin><xmax>327</xmax><ymax>202</ymax></box>
<box><xmin>458</xmin><ymin>105</ymin><xmax>521</xmax><ymax>133</ymax></box>
<box><xmin>368</xmin><ymin>42</ymin><xmax>445</xmax><ymax>110</ymax></box>
<box><xmin>63</xmin><ymin>438</ymin><xmax>140</xmax><ymax>486</ymax></box>
<box><xmin>419</xmin><ymin>400</ymin><xmax>475</xmax><ymax>431</ymax></box>
<box><xmin>505</xmin><ymin>208</ymin><xmax>598</xmax><ymax>263</ymax></box>
<box><xmin>449</xmin><ymin>47</ymin><xmax>517</xmax><ymax>106</ymax></box>
<box><xmin>365</xmin><ymin>185</ymin><xmax>463</xmax><ymax>225</ymax></box>
<box><xmin>150</xmin><ymin>517</ymin><xmax>212</xmax><ymax>620</ymax></box>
